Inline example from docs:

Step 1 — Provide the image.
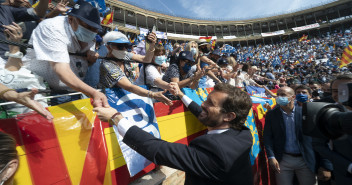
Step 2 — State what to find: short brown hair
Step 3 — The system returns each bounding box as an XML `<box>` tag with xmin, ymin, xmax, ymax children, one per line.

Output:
<box><xmin>295</xmin><ymin>85</ymin><xmax>312</xmax><ymax>95</ymax></box>
<box><xmin>0</xmin><ymin>132</ymin><xmax>17</xmax><ymax>169</ymax></box>
<box><xmin>214</xmin><ymin>83</ymin><xmax>252</xmax><ymax>130</ymax></box>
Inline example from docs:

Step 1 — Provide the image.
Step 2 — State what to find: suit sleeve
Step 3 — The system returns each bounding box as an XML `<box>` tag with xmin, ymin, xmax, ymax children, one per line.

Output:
<box><xmin>312</xmin><ymin>137</ymin><xmax>350</xmax><ymax>174</ymax></box>
<box><xmin>181</xmin><ymin>95</ymin><xmax>202</xmax><ymax>117</ymax></box>
<box><xmin>264</xmin><ymin>110</ymin><xmax>275</xmax><ymax>158</ymax></box>
<box><xmin>123</xmin><ymin>126</ymin><xmax>226</xmax><ymax>181</ymax></box>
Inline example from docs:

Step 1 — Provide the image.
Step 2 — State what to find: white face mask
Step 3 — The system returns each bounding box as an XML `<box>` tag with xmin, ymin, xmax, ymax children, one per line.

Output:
<box><xmin>111</xmin><ymin>49</ymin><xmax>128</xmax><ymax>59</ymax></box>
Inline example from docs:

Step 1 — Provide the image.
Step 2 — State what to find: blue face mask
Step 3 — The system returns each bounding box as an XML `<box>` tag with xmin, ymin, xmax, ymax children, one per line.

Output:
<box><xmin>190</xmin><ymin>48</ymin><xmax>197</xmax><ymax>56</ymax></box>
<box><xmin>74</xmin><ymin>24</ymin><xmax>97</xmax><ymax>43</ymax></box>
<box><xmin>296</xmin><ymin>94</ymin><xmax>308</xmax><ymax>103</ymax></box>
<box><xmin>182</xmin><ymin>63</ymin><xmax>192</xmax><ymax>73</ymax></box>
<box><xmin>155</xmin><ymin>55</ymin><xmax>167</xmax><ymax>65</ymax></box>
<box><xmin>276</xmin><ymin>96</ymin><xmax>290</xmax><ymax>106</ymax></box>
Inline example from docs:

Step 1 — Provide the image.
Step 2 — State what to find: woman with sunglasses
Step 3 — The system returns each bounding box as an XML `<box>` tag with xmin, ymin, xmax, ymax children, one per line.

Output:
<box><xmin>98</xmin><ymin>31</ymin><xmax>172</xmax><ymax>105</ymax></box>
<box><xmin>162</xmin><ymin>51</ymin><xmax>204</xmax><ymax>89</ymax></box>
<box><xmin>0</xmin><ymin>132</ymin><xmax>18</xmax><ymax>185</ymax></box>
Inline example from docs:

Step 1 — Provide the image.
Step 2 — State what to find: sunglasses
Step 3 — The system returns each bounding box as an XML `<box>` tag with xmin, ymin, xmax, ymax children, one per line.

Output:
<box><xmin>111</xmin><ymin>43</ymin><xmax>132</xmax><ymax>50</ymax></box>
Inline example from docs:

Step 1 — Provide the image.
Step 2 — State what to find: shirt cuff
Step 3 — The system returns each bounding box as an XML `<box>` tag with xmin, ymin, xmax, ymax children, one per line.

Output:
<box><xmin>181</xmin><ymin>95</ymin><xmax>192</xmax><ymax>107</ymax></box>
<box><xmin>268</xmin><ymin>156</ymin><xmax>275</xmax><ymax>159</ymax></box>
<box><xmin>348</xmin><ymin>163</ymin><xmax>352</xmax><ymax>174</ymax></box>
<box><xmin>116</xmin><ymin>117</ymin><xmax>134</xmax><ymax>137</ymax></box>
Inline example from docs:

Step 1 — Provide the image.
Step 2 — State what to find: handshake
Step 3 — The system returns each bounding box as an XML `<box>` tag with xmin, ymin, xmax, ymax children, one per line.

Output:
<box><xmin>167</xmin><ymin>82</ymin><xmax>184</xmax><ymax>98</ymax></box>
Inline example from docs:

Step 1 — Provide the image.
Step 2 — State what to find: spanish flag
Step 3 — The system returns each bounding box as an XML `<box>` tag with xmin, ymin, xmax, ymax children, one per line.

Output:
<box><xmin>298</xmin><ymin>35</ymin><xmax>308</xmax><ymax>42</ymax></box>
<box><xmin>340</xmin><ymin>45</ymin><xmax>352</xmax><ymax>68</ymax></box>
<box><xmin>101</xmin><ymin>11</ymin><xmax>113</xmax><ymax>25</ymax></box>
<box><xmin>199</xmin><ymin>36</ymin><xmax>212</xmax><ymax>42</ymax></box>
<box><xmin>211</xmin><ymin>39</ymin><xmax>216</xmax><ymax>49</ymax></box>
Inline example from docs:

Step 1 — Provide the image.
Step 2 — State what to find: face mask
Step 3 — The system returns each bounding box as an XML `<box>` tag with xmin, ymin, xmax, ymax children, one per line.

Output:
<box><xmin>155</xmin><ymin>55</ymin><xmax>166</xmax><ymax>65</ymax></box>
<box><xmin>276</xmin><ymin>96</ymin><xmax>290</xmax><ymax>106</ymax></box>
<box><xmin>112</xmin><ymin>49</ymin><xmax>128</xmax><ymax>59</ymax></box>
<box><xmin>74</xmin><ymin>24</ymin><xmax>96</xmax><ymax>43</ymax></box>
<box><xmin>296</xmin><ymin>94</ymin><xmax>308</xmax><ymax>103</ymax></box>
<box><xmin>182</xmin><ymin>63</ymin><xmax>192</xmax><ymax>73</ymax></box>
<box><xmin>190</xmin><ymin>48</ymin><xmax>197</xmax><ymax>56</ymax></box>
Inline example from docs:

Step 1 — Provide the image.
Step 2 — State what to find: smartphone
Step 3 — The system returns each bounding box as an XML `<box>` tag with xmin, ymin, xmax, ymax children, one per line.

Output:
<box><xmin>145</xmin><ymin>25</ymin><xmax>156</xmax><ymax>51</ymax></box>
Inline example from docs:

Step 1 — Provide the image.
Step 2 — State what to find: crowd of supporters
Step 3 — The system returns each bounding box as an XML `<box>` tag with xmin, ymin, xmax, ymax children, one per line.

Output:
<box><xmin>0</xmin><ymin>0</ymin><xmax>351</xmax><ymax>184</ymax></box>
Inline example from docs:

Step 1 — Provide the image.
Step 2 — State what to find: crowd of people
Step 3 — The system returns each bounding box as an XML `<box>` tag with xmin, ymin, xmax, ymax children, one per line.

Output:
<box><xmin>0</xmin><ymin>0</ymin><xmax>351</xmax><ymax>184</ymax></box>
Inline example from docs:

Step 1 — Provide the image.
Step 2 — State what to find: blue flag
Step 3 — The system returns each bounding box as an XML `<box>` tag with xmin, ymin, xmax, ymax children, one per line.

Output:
<box><xmin>222</xmin><ymin>44</ymin><xmax>236</xmax><ymax>54</ymax></box>
<box><xmin>105</xmin><ymin>87</ymin><xmax>160</xmax><ymax>177</ymax></box>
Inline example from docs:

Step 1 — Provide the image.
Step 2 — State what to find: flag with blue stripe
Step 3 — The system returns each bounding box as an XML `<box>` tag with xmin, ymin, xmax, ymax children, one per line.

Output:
<box><xmin>105</xmin><ymin>87</ymin><xmax>160</xmax><ymax>177</ymax></box>
<box><xmin>245</xmin><ymin>109</ymin><xmax>260</xmax><ymax>165</ymax></box>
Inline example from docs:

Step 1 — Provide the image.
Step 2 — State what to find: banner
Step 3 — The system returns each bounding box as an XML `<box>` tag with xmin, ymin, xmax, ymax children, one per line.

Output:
<box><xmin>261</xmin><ymin>30</ymin><xmax>285</xmax><ymax>37</ymax></box>
<box><xmin>166</xmin><ymin>33</ymin><xmax>203</xmax><ymax>39</ymax></box>
<box><xmin>223</xmin><ymin>35</ymin><xmax>237</xmax><ymax>39</ymax></box>
<box><xmin>105</xmin><ymin>87</ymin><xmax>160</xmax><ymax>177</ymax></box>
<box><xmin>139</xmin><ymin>27</ymin><xmax>149</xmax><ymax>36</ymax></box>
<box><xmin>292</xmin><ymin>23</ymin><xmax>319</xmax><ymax>32</ymax></box>
<box><xmin>155</xmin><ymin>31</ymin><xmax>167</xmax><ymax>39</ymax></box>
<box><xmin>246</xmin><ymin>86</ymin><xmax>266</xmax><ymax>97</ymax></box>
<box><xmin>125</xmin><ymin>24</ymin><xmax>137</xmax><ymax>30</ymax></box>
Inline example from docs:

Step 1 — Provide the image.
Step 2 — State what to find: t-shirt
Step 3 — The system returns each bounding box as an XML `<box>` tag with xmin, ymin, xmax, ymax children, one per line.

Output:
<box><xmin>162</xmin><ymin>63</ymin><xmax>193</xmax><ymax>83</ymax></box>
<box><xmin>135</xmin><ymin>64</ymin><xmax>162</xmax><ymax>87</ymax></box>
<box><xmin>22</xmin><ymin>16</ymin><xmax>94</xmax><ymax>90</ymax></box>
<box><xmin>0</xmin><ymin>61</ymin><xmax>47</xmax><ymax>117</ymax></box>
<box><xmin>0</xmin><ymin>6</ymin><xmax>39</xmax><ymax>58</ymax></box>
<box><xmin>98</xmin><ymin>57</ymin><xmax>134</xmax><ymax>89</ymax></box>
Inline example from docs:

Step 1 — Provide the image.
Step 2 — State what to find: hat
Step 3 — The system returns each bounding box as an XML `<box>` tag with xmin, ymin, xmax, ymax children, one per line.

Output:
<box><xmin>211</xmin><ymin>49</ymin><xmax>221</xmax><ymax>56</ymax></box>
<box><xmin>251</xmin><ymin>66</ymin><xmax>260</xmax><ymax>71</ymax></box>
<box><xmin>217</xmin><ymin>58</ymin><xmax>228</xmax><ymax>66</ymax></box>
<box><xmin>68</xmin><ymin>0</ymin><xmax>102</xmax><ymax>30</ymax></box>
<box><xmin>198</xmin><ymin>39</ymin><xmax>211</xmax><ymax>47</ymax></box>
<box><xmin>178</xmin><ymin>51</ymin><xmax>195</xmax><ymax>62</ymax></box>
<box><xmin>103</xmin><ymin>31</ymin><xmax>131</xmax><ymax>45</ymax></box>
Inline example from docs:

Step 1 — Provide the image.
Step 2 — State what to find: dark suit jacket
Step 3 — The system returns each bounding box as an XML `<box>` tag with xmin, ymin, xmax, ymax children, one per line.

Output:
<box><xmin>123</xmin><ymin>101</ymin><xmax>254</xmax><ymax>185</ymax></box>
<box><xmin>263</xmin><ymin>106</ymin><xmax>316</xmax><ymax>173</ymax></box>
<box><xmin>312</xmin><ymin>135</ymin><xmax>352</xmax><ymax>184</ymax></box>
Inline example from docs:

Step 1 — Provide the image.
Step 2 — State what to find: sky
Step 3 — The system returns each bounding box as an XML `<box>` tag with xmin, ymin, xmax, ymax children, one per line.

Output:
<box><xmin>119</xmin><ymin>0</ymin><xmax>336</xmax><ymax>21</ymax></box>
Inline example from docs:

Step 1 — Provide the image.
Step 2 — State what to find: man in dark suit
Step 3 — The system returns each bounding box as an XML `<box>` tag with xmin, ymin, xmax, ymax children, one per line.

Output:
<box><xmin>264</xmin><ymin>86</ymin><xmax>316</xmax><ymax>185</ymax></box>
<box><xmin>94</xmin><ymin>82</ymin><xmax>254</xmax><ymax>185</ymax></box>
<box><xmin>312</xmin><ymin>74</ymin><xmax>352</xmax><ymax>185</ymax></box>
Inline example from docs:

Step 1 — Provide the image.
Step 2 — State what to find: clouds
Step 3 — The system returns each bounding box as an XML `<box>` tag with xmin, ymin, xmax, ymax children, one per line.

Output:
<box><xmin>122</xmin><ymin>0</ymin><xmax>336</xmax><ymax>21</ymax></box>
<box><xmin>178</xmin><ymin>0</ymin><xmax>335</xmax><ymax>20</ymax></box>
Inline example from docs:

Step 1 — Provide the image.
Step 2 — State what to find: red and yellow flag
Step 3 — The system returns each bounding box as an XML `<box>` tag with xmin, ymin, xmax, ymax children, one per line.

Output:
<box><xmin>101</xmin><ymin>11</ymin><xmax>113</xmax><ymax>25</ymax></box>
<box><xmin>199</xmin><ymin>36</ymin><xmax>212</xmax><ymax>42</ymax></box>
<box><xmin>298</xmin><ymin>35</ymin><xmax>308</xmax><ymax>42</ymax></box>
<box><xmin>340</xmin><ymin>45</ymin><xmax>352</xmax><ymax>68</ymax></box>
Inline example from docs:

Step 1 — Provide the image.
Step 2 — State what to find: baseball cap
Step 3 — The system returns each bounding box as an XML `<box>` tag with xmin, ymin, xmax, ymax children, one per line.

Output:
<box><xmin>68</xmin><ymin>0</ymin><xmax>102</xmax><ymax>30</ymax></box>
<box><xmin>103</xmin><ymin>31</ymin><xmax>131</xmax><ymax>45</ymax></box>
<box><xmin>178</xmin><ymin>51</ymin><xmax>195</xmax><ymax>63</ymax></box>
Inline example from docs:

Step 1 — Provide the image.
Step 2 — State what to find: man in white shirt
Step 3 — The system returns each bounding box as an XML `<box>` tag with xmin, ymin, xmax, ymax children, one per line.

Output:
<box><xmin>22</xmin><ymin>0</ymin><xmax>108</xmax><ymax>107</ymax></box>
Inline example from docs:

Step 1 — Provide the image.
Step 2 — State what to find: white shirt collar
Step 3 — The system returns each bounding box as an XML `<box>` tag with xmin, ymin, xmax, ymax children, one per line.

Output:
<box><xmin>207</xmin><ymin>129</ymin><xmax>229</xmax><ymax>135</ymax></box>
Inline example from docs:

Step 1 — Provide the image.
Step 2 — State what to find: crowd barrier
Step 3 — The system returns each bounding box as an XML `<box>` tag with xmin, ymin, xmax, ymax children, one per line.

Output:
<box><xmin>0</xmin><ymin>87</ymin><xmax>276</xmax><ymax>185</ymax></box>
